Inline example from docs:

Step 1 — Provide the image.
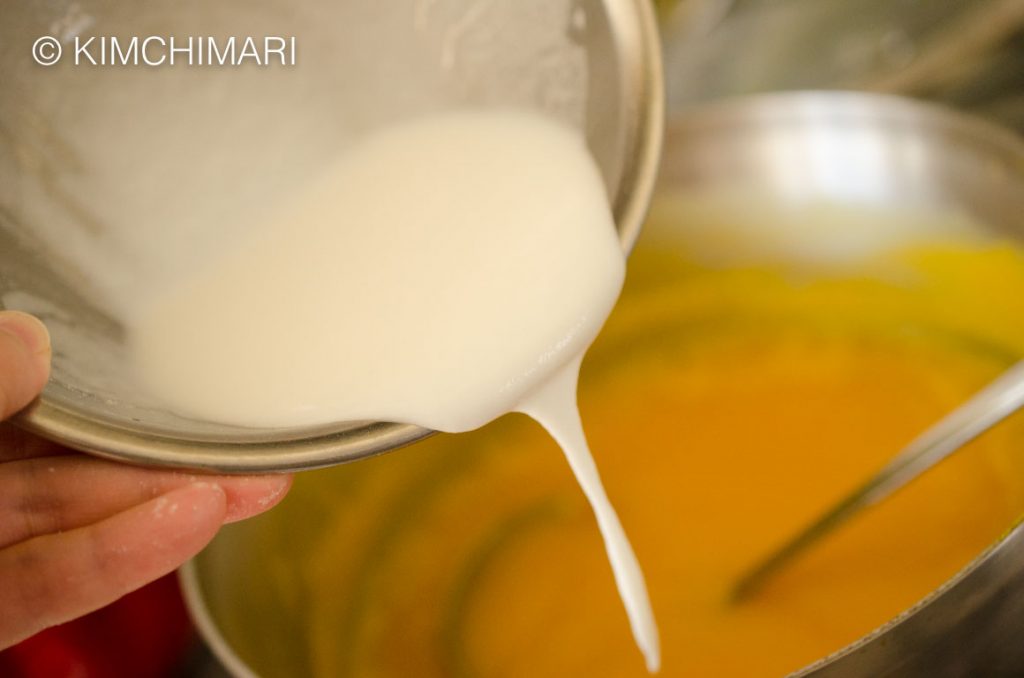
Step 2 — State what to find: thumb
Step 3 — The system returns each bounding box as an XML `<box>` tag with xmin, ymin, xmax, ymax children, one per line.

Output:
<box><xmin>0</xmin><ymin>311</ymin><xmax>51</xmax><ymax>420</ymax></box>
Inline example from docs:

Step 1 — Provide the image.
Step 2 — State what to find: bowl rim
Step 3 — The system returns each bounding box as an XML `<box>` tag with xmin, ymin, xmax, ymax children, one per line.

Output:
<box><xmin>181</xmin><ymin>517</ymin><xmax>1024</xmax><ymax>677</ymax></box>
<box><xmin>180</xmin><ymin>561</ymin><xmax>261</xmax><ymax>678</ymax></box>
<box><xmin>661</xmin><ymin>88</ymin><xmax>1024</xmax><ymax>180</ymax></box>
<box><xmin>792</xmin><ymin>517</ymin><xmax>1024</xmax><ymax>677</ymax></box>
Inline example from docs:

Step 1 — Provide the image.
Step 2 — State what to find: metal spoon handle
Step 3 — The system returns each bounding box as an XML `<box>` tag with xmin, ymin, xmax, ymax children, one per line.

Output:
<box><xmin>731</xmin><ymin>359</ymin><xmax>1024</xmax><ymax>602</ymax></box>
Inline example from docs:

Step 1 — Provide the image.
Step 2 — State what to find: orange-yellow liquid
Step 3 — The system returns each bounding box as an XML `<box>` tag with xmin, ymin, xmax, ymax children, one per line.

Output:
<box><xmin>215</xmin><ymin>230</ymin><xmax>1024</xmax><ymax>678</ymax></box>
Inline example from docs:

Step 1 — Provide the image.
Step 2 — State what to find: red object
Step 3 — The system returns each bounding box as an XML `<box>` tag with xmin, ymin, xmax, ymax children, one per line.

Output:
<box><xmin>0</xmin><ymin>574</ymin><xmax>195</xmax><ymax>678</ymax></box>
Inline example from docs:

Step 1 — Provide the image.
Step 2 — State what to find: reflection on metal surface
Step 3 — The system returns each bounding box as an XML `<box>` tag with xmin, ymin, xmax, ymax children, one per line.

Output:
<box><xmin>663</xmin><ymin>0</ymin><xmax>1024</xmax><ymax>131</ymax></box>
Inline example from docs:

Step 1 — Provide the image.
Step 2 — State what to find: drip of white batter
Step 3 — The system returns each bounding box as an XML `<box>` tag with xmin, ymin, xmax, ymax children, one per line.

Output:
<box><xmin>129</xmin><ymin>109</ymin><xmax>660</xmax><ymax>672</ymax></box>
<box><xmin>519</xmin><ymin>356</ymin><xmax>660</xmax><ymax>672</ymax></box>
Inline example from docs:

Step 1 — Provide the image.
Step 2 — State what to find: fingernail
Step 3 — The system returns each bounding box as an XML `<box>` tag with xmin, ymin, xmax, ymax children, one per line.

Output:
<box><xmin>222</xmin><ymin>475</ymin><xmax>293</xmax><ymax>523</ymax></box>
<box><xmin>0</xmin><ymin>311</ymin><xmax>51</xmax><ymax>357</ymax></box>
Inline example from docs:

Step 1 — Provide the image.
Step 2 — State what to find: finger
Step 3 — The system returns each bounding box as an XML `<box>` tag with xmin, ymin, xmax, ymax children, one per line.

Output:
<box><xmin>216</xmin><ymin>472</ymin><xmax>293</xmax><ymax>523</ymax></box>
<box><xmin>0</xmin><ymin>423</ymin><xmax>66</xmax><ymax>463</ymax></box>
<box><xmin>0</xmin><ymin>311</ymin><xmax>51</xmax><ymax>420</ymax></box>
<box><xmin>0</xmin><ymin>482</ymin><xmax>227</xmax><ymax>649</ymax></box>
<box><xmin>0</xmin><ymin>455</ymin><xmax>292</xmax><ymax>548</ymax></box>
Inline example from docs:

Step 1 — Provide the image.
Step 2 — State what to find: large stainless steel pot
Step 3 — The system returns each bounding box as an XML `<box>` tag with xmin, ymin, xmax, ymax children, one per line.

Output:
<box><xmin>183</xmin><ymin>92</ymin><xmax>1024</xmax><ymax>677</ymax></box>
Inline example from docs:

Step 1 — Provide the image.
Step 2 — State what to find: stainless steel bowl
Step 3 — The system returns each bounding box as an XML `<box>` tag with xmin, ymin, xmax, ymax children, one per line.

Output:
<box><xmin>659</xmin><ymin>91</ymin><xmax>1024</xmax><ymax>678</ymax></box>
<box><xmin>0</xmin><ymin>0</ymin><xmax>663</xmax><ymax>472</ymax></box>
<box><xmin>183</xmin><ymin>92</ymin><xmax>1024</xmax><ymax>676</ymax></box>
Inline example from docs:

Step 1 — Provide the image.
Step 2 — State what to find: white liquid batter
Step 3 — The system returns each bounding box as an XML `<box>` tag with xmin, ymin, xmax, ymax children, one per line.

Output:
<box><xmin>129</xmin><ymin>110</ymin><xmax>660</xmax><ymax>672</ymax></box>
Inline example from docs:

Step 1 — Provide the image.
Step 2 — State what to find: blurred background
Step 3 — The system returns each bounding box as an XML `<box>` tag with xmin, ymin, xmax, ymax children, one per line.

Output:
<box><xmin>657</xmin><ymin>0</ymin><xmax>1024</xmax><ymax>132</ymax></box>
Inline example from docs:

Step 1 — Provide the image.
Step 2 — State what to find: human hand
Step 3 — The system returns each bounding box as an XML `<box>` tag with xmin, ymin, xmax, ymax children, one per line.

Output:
<box><xmin>0</xmin><ymin>310</ymin><xmax>292</xmax><ymax>649</ymax></box>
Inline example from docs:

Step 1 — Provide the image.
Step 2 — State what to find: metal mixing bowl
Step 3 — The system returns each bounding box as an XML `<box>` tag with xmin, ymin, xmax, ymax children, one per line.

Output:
<box><xmin>660</xmin><ymin>91</ymin><xmax>1024</xmax><ymax>678</ymax></box>
<box><xmin>182</xmin><ymin>92</ymin><xmax>1024</xmax><ymax>676</ymax></box>
<box><xmin>0</xmin><ymin>0</ymin><xmax>662</xmax><ymax>472</ymax></box>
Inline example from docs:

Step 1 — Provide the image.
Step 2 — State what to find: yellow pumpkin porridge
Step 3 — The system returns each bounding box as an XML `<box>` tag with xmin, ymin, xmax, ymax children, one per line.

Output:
<box><xmin>211</xmin><ymin>202</ymin><xmax>1024</xmax><ymax>678</ymax></box>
